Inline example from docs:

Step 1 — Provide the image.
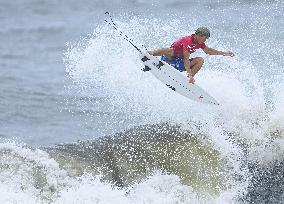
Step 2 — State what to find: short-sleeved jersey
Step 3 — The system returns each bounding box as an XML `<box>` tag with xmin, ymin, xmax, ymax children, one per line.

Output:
<box><xmin>171</xmin><ymin>34</ymin><xmax>206</xmax><ymax>58</ymax></box>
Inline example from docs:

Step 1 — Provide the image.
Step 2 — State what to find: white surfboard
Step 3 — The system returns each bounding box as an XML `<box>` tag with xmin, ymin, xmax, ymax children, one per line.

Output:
<box><xmin>140</xmin><ymin>52</ymin><xmax>219</xmax><ymax>105</ymax></box>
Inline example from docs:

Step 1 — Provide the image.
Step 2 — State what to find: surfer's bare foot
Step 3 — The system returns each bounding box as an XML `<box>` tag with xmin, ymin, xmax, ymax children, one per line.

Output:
<box><xmin>189</xmin><ymin>76</ymin><xmax>195</xmax><ymax>84</ymax></box>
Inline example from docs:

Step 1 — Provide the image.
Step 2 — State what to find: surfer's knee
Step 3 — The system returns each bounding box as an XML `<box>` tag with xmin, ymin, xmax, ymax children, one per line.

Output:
<box><xmin>196</xmin><ymin>57</ymin><xmax>204</xmax><ymax>66</ymax></box>
<box><xmin>165</xmin><ymin>48</ymin><xmax>174</xmax><ymax>58</ymax></box>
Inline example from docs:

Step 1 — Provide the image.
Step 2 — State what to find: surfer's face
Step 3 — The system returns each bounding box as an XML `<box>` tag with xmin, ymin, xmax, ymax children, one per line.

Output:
<box><xmin>195</xmin><ymin>34</ymin><xmax>208</xmax><ymax>44</ymax></box>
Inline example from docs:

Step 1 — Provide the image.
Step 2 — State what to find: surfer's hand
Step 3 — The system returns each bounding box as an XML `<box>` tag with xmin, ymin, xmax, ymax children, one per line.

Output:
<box><xmin>223</xmin><ymin>51</ymin><xmax>235</xmax><ymax>57</ymax></box>
<box><xmin>189</xmin><ymin>75</ymin><xmax>195</xmax><ymax>84</ymax></box>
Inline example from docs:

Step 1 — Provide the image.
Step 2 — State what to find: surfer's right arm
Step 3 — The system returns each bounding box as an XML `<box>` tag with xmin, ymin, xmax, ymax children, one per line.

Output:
<box><xmin>183</xmin><ymin>51</ymin><xmax>195</xmax><ymax>84</ymax></box>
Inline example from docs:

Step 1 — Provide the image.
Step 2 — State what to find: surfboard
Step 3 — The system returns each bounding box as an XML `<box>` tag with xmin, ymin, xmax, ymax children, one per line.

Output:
<box><xmin>140</xmin><ymin>52</ymin><xmax>219</xmax><ymax>105</ymax></box>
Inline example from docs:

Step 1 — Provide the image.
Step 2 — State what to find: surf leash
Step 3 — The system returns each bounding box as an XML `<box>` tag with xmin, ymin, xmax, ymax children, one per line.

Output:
<box><xmin>104</xmin><ymin>12</ymin><xmax>148</xmax><ymax>54</ymax></box>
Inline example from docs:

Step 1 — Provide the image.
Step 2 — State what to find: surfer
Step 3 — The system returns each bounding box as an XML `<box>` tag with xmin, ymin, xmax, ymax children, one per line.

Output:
<box><xmin>149</xmin><ymin>27</ymin><xmax>235</xmax><ymax>84</ymax></box>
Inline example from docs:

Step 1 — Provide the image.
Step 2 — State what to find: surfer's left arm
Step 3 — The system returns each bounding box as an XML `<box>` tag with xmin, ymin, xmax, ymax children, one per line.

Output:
<box><xmin>203</xmin><ymin>47</ymin><xmax>235</xmax><ymax>57</ymax></box>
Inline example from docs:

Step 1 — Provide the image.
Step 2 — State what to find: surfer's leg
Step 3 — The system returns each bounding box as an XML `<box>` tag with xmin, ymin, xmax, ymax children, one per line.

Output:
<box><xmin>190</xmin><ymin>57</ymin><xmax>204</xmax><ymax>76</ymax></box>
<box><xmin>149</xmin><ymin>48</ymin><xmax>174</xmax><ymax>59</ymax></box>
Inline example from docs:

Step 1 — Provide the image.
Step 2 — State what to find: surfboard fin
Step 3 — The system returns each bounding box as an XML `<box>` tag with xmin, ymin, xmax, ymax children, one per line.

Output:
<box><xmin>142</xmin><ymin>66</ymin><xmax>151</xmax><ymax>72</ymax></box>
<box><xmin>157</xmin><ymin>61</ymin><xmax>164</xmax><ymax>68</ymax></box>
<box><xmin>141</xmin><ymin>56</ymin><xmax>150</xmax><ymax>62</ymax></box>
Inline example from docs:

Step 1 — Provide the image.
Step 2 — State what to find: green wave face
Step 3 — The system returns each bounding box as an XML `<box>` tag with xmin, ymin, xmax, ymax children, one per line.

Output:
<box><xmin>49</xmin><ymin>123</ymin><xmax>224</xmax><ymax>196</ymax></box>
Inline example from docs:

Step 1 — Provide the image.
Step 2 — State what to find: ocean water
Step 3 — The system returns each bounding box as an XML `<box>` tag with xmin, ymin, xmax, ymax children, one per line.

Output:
<box><xmin>1</xmin><ymin>0</ymin><xmax>284</xmax><ymax>203</ymax></box>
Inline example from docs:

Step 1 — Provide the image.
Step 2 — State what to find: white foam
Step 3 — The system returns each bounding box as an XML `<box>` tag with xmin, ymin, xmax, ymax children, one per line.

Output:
<box><xmin>64</xmin><ymin>15</ymin><xmax>272</xmax><ymax>144</ymax></box>
<box><xmin>63</xmin><ymin>12</ymin><xmax>283</xmax><ymax>203</ymax></box>
<box><xmin>0</xmin><ymin>141</ymin><xmax>69</xmax><ymax>203</ymax></box>
<box><xmin>0</xmin><ymin>142</ymin><xmax>240</xmax><ymax>204</ymax></box>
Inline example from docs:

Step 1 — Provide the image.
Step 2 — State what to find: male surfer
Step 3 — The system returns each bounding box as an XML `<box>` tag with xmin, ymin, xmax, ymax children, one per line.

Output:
<box><xmin>149</xmin><ymin>27</ymin><xmax>235</xmax><ymax>84</ymax></box>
